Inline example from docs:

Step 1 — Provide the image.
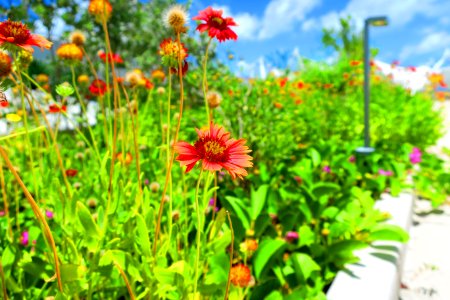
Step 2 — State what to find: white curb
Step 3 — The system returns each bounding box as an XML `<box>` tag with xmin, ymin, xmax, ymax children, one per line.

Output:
<box><xmin>326</xmin><ymin>193</ymin><xmax>414</xmax><ymax>300</ymax></box>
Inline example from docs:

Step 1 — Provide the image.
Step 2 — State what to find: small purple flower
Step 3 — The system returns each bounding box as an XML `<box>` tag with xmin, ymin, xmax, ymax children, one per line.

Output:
<box><xmin>21</xmin><ymin>231</ymin><xmax>29</xmax><ymax>246</ymax></box>
<box><xmin>348</xmin><ymin>155</ymin><xmax>356</xmax><ymax>163</ymax></box>
<box><xmin>144</xmin><ymin>178</ymin><xmax>150</xmax><ymax>185</ymax></box>
<box><xmin>0</xmin><ymin>211</ymin><xmax>5</xmax><ymax>217</ymax></box>
<box><xmin>378</xmin><ymin>169</ymin><xmax>393</xmax><ymax>176</ymax></box>
<box><xmin>46</xmin><ymin>210</ymin><xmax>54</xmax><ymax>219</ymax></box>
<box><xmin>322</xmin><ymin>165</ymin><xmax>331</xmax><ymax>173</ymax></box>
<box><xmin>208</xmin><ymin>198</ymin><xmax>219</xmax><ymax>212</ymax></box>
<box><xmin>285</xmin><ymin>231</ymin><xmax>299</xmax><ymax>242</ymax></box>
<box><xmin>409</xmin><ymin>147</ymin><xmax>422</xmax><ymax>164</ymax></box>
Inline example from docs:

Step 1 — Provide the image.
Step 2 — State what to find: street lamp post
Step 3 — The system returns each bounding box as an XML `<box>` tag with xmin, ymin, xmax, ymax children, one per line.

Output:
<box><xmin>356</xmin><ymin>16</ymin><xmax>388</xmax><ymax>155</ymax></box>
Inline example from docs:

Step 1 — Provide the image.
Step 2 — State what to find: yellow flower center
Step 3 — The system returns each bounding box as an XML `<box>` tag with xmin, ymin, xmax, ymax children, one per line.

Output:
<box><xmin>204</xmin><ymin>141</ymin><xmax>225</xmax><ymax>155</ymax></box>
<box><xmin>212</xmin><ymin>17</ymin><xmax>223</xmax><ymax>25</ymax></box>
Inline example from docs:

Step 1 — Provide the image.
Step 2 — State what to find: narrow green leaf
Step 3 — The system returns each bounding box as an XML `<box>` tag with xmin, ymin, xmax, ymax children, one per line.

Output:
<box><xmin>135</xmin><ymin>214</ymin><xmax>152</xmax><ymax>258</ymax></box>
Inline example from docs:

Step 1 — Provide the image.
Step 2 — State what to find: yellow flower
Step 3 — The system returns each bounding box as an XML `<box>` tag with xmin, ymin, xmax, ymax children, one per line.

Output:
<box><xmin>36</xmin><ymin>73</ymin><xmax>49</xmax><ymax>83</ymax></box>
<box><xmin>6</xmin><ymin>113</ymin><xmax>21</xmax><ymax>122</ymax></box>
<box><xmin>88</xmin><ymin>0</ymin><xmax>113</xmax><ymax>22</ymax></box>
<box><xmin>70</xmin><ymin>31</ymin><xmax>86</xmax><ymax>46</ymax></box>
<box><xmin>77</xmin><ymin>74</ymin><xmax>90</xmax><ymax>84</ymax></box>
<box><xmin>56</xmin><ymin>43</ymin><xmax>83</xmax><ymax>62</ymax></box>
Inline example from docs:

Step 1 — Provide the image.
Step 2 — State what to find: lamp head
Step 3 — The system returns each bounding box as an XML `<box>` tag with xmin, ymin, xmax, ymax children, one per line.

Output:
<box><xmin>367</xmin><ymin>16</ymin><xmax>388</xmax><ymax>27</ymax></box>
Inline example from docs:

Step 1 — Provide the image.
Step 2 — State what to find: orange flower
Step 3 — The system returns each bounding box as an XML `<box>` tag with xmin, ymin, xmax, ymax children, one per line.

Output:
<box><xmin>0</xmin><ymin>51</ymin><xmax>12</xmax><ymax>77</ymax></box>
<box><xmin>192</xmin><ymin>6</ymin><xmax>238</xmax><ymax>42</ymax></box>
<box><xmin>295</xmin><ymin>99</ymin><xmax>303</xmax><ymax>105</ymax></box>
<box><xmin>88</xmin><ymin>0</ymin><xmax>113</xmax><ymax>22</ymax></box>
<box><xmin>56</xmin><ymin>43</ymin><xmax>83</xmax><ymax>62</ymax></box>
<box><xmin>151</xmin><ymin>69</ymin><xmax>166</xmax><ymax>81</ymax></box>
<box><xmin>436</xmin><ymin>91</ymin><xmax>446</xmax><ymax>101</ymax></box>
<box><xmin>342</xmin><ymin>73</ymin><xmax>350</xmax><ymax>80</ymax></box>
<box><xmin>0</xmin><ymin>20</ymin><xmax>52</xmax><ymax>53</ymax></box>
<box><xmin>274</xmin><ymin>102</ymin><xmax>283</xmax><ymax>109</ymax></box>
<box><xmin>230</xmin><ymin>264</ymin><xmax>252</xmax><ymax>287</ymax></box>
<box><xmin>116</xmin><ymin>152</ymin><xmax>132</xmax><ymax>165</ymax></box>
<box><xmin>174</xmin><ymin>122</ymin><xmax>253</xmax><ymax>179</ymax></box>
<box><xmin>350</xmin><ymin>60</ymin><xmax>361</xmax><ymax>66</ymax></box>
<box><xmin>323</xmin><ymin>83</ymin><xmax>333</xmax><ymax>89</ymax></box>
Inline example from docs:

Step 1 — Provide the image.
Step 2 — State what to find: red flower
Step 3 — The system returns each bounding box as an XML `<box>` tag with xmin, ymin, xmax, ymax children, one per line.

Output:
<box><xmin>407</xmin><ymin>66</ymin><xmax>416</xmax><ymax>72</ymax></box>
<box><xmin>174</xmin><ymin>122</ymin><xmax>253</xmax><ymax>179</ymax></box>
<box><xmin>0</xmin><ymin>20</ymin><xmax>52</xmax><ymax>53</ymax></box>
<box><xmin>230</xmin><ymin>264</ymin><xmax>252</xmax><ymax>287</ymax></box>
<box><xmin>65</xmin><ymin>169</ymin><xmax>78</xmax><ymax>177</ymax></box>
<box><xmin>278</xmin><ymin>77</ymin><xmax>288</xmax><ymax>88</ymax></box>
<box><xmin>89</xmin><ymin>79</ymin><xmax>108</xmax><ymax>96</ymax></box>
<box><xmin>297</xmin><ymin>81</ymin><xmax>305</xmax><ymax>89</ymax></box>
<box><xmin>98</xmin><ymin>51</ymin><xmax>123</xmax><ymax>64</ymax></box>
<box><xmin>439</xmin><ymin>80</ymin><xmax>448</xmax><ymax>88</ymax></box>
<box><xmin>49</xmin><ymin>104</ymin><xmax>67</xmax><ymax>113</ymax></box>
<box><xmin>192</xmin><ymin>6</ymin><xmax>238</xmax><ymax>42</ymax></box>
<box><xmin>144</xmin><ymin>78</ymin><xmax>154</xmax><ymax>90</ymax></box>
<box><xmin>323</xmin><ymin>83</ymin><xmax>333</xmax><ymax>89</ymax></box>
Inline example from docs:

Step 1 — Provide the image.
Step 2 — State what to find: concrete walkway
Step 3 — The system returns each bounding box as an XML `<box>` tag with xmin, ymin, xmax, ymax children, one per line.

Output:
<box><xmin>400</xmin><ymin>100</ymin><xmax>450</xmax><ymax>300</ymax></box>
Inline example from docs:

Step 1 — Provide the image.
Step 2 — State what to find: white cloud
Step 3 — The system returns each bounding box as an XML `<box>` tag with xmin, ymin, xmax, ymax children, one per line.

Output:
<box><xmin>213</xmin><ymin>0</ymin><xmax>320</xmax><ymax>40</ymax></box>
<box><xmin>258</xmin><ymin>0</ymin><xmax>320</xmax><ymax>39</ymax></box>
<box><xmin>303</xmin><ymin>0</ymin><xmax>450</xmax><ymax>31</ymax></box>
<box><xmin>400</xmin><ymin>32</ymin><xmax>450</xmax><ymax>60</ymax></box>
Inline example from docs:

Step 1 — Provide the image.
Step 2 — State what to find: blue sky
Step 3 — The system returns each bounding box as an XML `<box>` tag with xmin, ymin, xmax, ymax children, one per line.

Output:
<box><xmin>187</xmin><ymin>0</ymin><xmax>450</xmax><ymax>70</ymax></box>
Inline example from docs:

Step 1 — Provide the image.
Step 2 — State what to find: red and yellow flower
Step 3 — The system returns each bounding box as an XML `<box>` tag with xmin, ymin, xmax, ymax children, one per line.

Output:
<box><xmin>0</xmin><ymin>20</ymin><xmax>52</xmax><ymax>53</ymax></box>
<box><xmin>192</xmin><ymin>7</ymin><xmax>238</xmax><ymax>42</ymax></box>
<box><xmin>159</xmin><ymin>38</ymin><xmax>189</xmax><ymax>75</ymax></box>
<box><xmin>174</xmin><ymin>122</ymin><xmax>253</xmax><ymax>179</ymax></box>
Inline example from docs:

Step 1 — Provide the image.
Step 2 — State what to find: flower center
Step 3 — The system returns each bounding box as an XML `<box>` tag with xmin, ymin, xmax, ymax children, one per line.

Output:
<box><xmin>212</xmin><ymin>17</ymin><xmax>223</xmax><ymax>25</ymax></box>
<box><xmin>204</xmin><ymin>140</ymin><xmax>225</xmax><ymax>156</ymax></box>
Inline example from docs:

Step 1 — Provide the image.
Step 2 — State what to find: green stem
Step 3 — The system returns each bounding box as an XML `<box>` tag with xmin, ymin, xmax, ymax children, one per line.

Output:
<box><xmin>193</xmin><ymin>169</ymin><xmax>204</xmax><ymax>297</ymax></box>
<box><xmin>202</xmin><ymin>38</ymin><xmax>213</xmax><ymax>123</ymax></box>
<box><xmin>70</xmin><ymin>66</ymin><xmax>101</xmax><ymax>161</ymax></box>
<box><xmin>16</xmin><ymin>67</ymin><xmax>39</xmax><ymax>199</ymax></box>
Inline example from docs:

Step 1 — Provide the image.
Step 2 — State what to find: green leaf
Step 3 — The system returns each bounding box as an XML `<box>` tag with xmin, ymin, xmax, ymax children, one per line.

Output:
<box><xmin>369</xmin><ymin>224</ymin><xmax>409</xmax><ymax>242</ymax></box>
<box><xmin>250</xmin><ymin>184</ymin><xmax>269</xmax><ymax>221</ymax></box>
<box><xmin>253</xmin><ymin>239</ymin><xmax>286</xmax><ymax>279</ymax></box>
<box><xmin>135</xmin><ymin>214</ymin><xmax>152</xmax><ymax>258</ymax></box>
<box><xmin>291</xmin><ymin>253</ymin><xmax>321</xmax><ymax>282</ymax></box>
<box><xmin>77</xmin><ymin>201</ymin><xmax>100</xmax><ymax>237</ymax></box>
<box><xmin>308</xmin><ymin>148</ymin><xmax>321</xmax><ymax>167</ymax></box>
<box><xmin>265</xmin><ymin>291</ymin><xmax>283</xmax><ymax>300</ymax></box>
<box><xmin>223</xmin><ymin>196</ymin><xmax>250</xmax><ymax>229</ymax></box>
<box><xmin>312</xmin><ymin>182</ymin><xmax>340</xmax><ymax>199</ymax></box>
<box><xmin>328</xmin><ymin>240</ymin><xmax>367</xmax><ymax>258</ymax></box>
<box><xmin>61</xmin><ymin>264</ymin><xmax>87</xmax><ymax>283</ymax></box>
